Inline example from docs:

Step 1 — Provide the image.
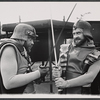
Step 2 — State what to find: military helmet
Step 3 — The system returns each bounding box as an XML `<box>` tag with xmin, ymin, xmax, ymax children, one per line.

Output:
<box><xmin>11</xmin><ymin>23</ymin><xmax>38</xmax><ymax>41</ymax></box>
<box><xmin>73</xmin><ymin>20</ymin><xmax>93</xmax><ymax>39</ymax></box>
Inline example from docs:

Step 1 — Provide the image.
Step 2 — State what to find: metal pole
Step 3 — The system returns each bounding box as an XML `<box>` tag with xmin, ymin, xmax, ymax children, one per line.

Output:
<box><xmin>48</xmin><ymin>28</ymin><xmax>53</xmax><ymax>93</ymax></box>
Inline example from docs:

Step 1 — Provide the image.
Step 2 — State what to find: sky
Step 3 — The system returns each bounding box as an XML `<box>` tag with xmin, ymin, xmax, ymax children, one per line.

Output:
<box><xmin>0</xmin><ymin>2</ymin><xmax>100</xmax><ymax>24</ymax></box>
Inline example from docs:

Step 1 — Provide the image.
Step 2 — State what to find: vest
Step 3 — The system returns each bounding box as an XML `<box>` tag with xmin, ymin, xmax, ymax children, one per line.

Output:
<box><xmin>0</xmin><ymin>39</ymin><xmax>33</xmax><ymax>94</ymax></box>
<box><xmin>59</xmin><ymin>44</ymin><xmax>100</xmax><ymax>94</ymax></box>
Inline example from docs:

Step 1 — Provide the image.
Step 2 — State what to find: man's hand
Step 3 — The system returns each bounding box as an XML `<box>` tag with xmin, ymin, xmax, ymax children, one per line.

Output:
<box><xmin>38</xmin><ymin>65</ymin><xmax>48</xmax><ymax>77</ymax></box>
<box><xmin>52</xmin><ymin>66</ymin><xmax>62</xmax><ymax>78</ymax></box>
<box><xmin>54</xmin><ymin>77</ymin><xmax>67</xmax><ymax>88</ymax></box>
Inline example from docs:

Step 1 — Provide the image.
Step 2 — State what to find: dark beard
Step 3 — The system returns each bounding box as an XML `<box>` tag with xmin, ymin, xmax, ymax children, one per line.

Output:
<box><xmin>23</xmin><ymin>41</ymin><xmax>29</xmax><ymax>53</ymax></box>
<box><xmin>74</xmin><ymin>37</ymin><xmax>86</xmax><ymax>47</ymax></box>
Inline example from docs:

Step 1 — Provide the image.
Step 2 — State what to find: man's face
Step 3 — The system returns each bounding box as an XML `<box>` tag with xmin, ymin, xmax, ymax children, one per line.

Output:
<box><xmin>72</xmin><ymin>28</ymin><xmax>86</xmax><ymax>47</ymax></box>
<box><xmin>24</xmin><ymin>36</ymin><xmax>34</xmax><ymax>53</ymax></box>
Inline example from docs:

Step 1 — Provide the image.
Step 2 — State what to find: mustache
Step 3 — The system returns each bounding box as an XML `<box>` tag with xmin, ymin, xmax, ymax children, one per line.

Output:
<box><xmin>74</xmin><ymin>37</ymin><xmax>81</xmax><ymax>41</ymax></box>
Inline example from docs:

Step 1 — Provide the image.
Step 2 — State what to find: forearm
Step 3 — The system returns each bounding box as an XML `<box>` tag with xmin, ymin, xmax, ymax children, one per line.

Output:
<box><xmin>66</xmin><ymin>73</ymin><xmax>93</xmax><ymax>88</ymax></box>
<box><xmin>4</xmin><ymin>70</ymin><xmax>40</xmax><ymax>89</ymax></box>
<box><xmin>66</xmin><ymin>61</ymin><xmax>100</xmax><ymax>88</ymax></box>
<box><xmin>54</xmin><ymin>71</ymin><xmax>97</xmax><ymax>88</ymax></box>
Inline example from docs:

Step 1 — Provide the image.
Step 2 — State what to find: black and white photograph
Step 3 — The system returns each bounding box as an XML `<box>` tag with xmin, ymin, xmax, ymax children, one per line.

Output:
<box><xmin>0</xmin><ymin>1</ymin><xmax>100</xmax><ymax>99</ymax></box>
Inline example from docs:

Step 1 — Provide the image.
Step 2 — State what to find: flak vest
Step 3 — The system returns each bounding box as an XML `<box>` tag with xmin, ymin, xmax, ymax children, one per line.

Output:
<box><xmin>0</xmin><ymin>39</ymin><xmax>34</xmax><ymax>94</ymax></box>
<box><xmin>59</xmin><ymin>44</ymin><xmax>100</xmax><ymax>94</ymax></box>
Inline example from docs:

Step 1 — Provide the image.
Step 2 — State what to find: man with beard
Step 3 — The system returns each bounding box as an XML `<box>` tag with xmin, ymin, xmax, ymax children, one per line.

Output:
<box><xmin>53</xmin><ymin>20</ymin><xmax>100</xmax><ymax>94</ymax></box>
<box><xmin>0</xmin><ymin>23</ymin><xmax>48</xmax><ymax>94</ymax></box>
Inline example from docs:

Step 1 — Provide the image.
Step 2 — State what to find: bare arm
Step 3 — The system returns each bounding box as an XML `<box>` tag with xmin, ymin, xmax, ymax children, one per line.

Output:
<box><xmin>1</xmin><ymin>46</ymin><xmax>40</xmax><ymax>89</ymax></box>
<box><xmin>67</xmin><ymin>60</ymin><xmax>100</xmax><ymax>87</ymax></box>
<box><xmin>55</xmin><ymin>60</ymin><xmax>100</xmax><ymax>88</ymax></box>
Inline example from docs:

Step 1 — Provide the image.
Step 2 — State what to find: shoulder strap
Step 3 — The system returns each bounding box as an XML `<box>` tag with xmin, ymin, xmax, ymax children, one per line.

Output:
<box><xmin>0</xmin><ymin>39</ymin><xmax>24</xmax><ymax>53</ymax></box>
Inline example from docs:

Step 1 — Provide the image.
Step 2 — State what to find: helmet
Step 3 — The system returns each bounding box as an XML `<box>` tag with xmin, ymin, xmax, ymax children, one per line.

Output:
<box><xmin>73</xmin><ymin>20</ymin><xmax>93</xmax><ymax>39</ymax></box>
<box><xmin>11</xmin><ymin>23</ymin><xmax>38</xmax><ymax>41</ymax></box>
